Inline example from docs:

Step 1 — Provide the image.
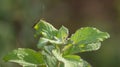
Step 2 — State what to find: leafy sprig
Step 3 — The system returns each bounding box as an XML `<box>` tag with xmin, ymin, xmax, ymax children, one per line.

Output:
<box><xmin>3</xmin><ymin>20</ymin><xmax>110</xmax><ymax>67</ymax></box>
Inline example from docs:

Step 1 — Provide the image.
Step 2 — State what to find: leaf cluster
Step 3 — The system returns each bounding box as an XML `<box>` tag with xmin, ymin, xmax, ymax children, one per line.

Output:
<box><xmin>3</xmin><ymin>20</ymin><xmax>110</xmax><ymax>67</ymax></box>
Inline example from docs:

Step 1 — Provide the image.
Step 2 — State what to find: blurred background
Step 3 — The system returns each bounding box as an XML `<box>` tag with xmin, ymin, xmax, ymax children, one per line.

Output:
<box><xmin>0</xmin><ymin>0</ymin><xmax>120</xmax><ymax>67</ymax></box>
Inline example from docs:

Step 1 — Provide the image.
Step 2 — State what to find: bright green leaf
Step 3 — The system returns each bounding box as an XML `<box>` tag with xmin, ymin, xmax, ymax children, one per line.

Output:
<box><xmin>52</xmin><ymin>49</ymin><xmax>91</xmax><ymax>67</ymax></box>
<box><xmin>34</xmin><ymin>20</ymin><xmax>58</xmax><ymax>39</ymax></box>
<box><xmin>42</xmin><ymin>51</ymin><xmax>58</xmax><ymax>67</ymax></box>
<box><xmin>64</xmin><ymin>27</ymin><xmax>110</xmax><ymax>54</ymax></box>
<box><xmin>37</xmin><ymin>38</ymin><xmax>49</xmax><ymax>48</ymax></box>
<box><xmin>42</xmin><ymin>46</ymin><xmax>58</xmax><ymax>67</ymax></box>
<box><xmin>63</xmin><ymin>56</ymin><xmax>91</xmax><ymax>67</ymax></box>
<box><xmin>71</xmin><ymin>27</ymin><xmax>110</xmax><ymax>43</ymax></box>
<box><xmin>57</xmin><ymin>26</ymin><xmax>69</xmax><ymax>43</ymax></box>
<box><xmin>63</xmin><ymin>55</ymin><xmax>81</xmax><ymax>61</ymax></box>
<box><xmin>3</xmin><ymin>48</ymin><xmax>44</xmax><ymax>67</ymax></box>
<box><xmin>37</xmin><ymin>37</ymin><xmax>63</xmax><ymax>49</ymax></box>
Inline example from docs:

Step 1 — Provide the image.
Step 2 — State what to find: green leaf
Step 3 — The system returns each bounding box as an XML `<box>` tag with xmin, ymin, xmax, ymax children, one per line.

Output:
<box><xmin>71</xmin><ymin>27</ymin><xmax>110</xmax><ymax>43</ymax></box>
<box><xmin>3</xmin><ymin>48</ymin><xmax>44</xmax><ymax>67</ymax></box>
<box><xmin>63</xmin><ymin>55</ymin><xmax>81</xmax><ymax>61</ymax></box>
<box><xmin>37</xmin><ymin>37</ymin><xmax>63</xmax><ymax>49</ymax></box>
<box><xmin>63</xmin><ymin>55</ymin><xmax>91</xmax><ymax>67</ymax></box>
<box><xmin>37</xmin><ymin>38</ymin><xmax>49</xmax><ymax>48</ymax></box>
<box><xmin>42</xmin><ymin>51</ymin><xmax>58</xmax><ymax>67</ymax></box>
<box><xmin>34</xmin><ymin>20</ymin><xmax>58</xmax><ymax>39</ymax></box>
<box><xmin>57</xmin><ymin>26</ymin><xmax>69</xmax><ymax>43</ymax></box>
<box><xmin>37</xmin><ymin>26</ymin><xmax>69</xmax><ymax>49</ymax></box>
<box><xmin>52</xmin><ymin>49</ymin><xmax>91</xmax><ymax>67</ymax></box>
<box><xmin>42</xmin><ymin>46</ymin><xmax>58</xmax><ymax>67</ymax></box>
<box><xmin>64</xmin><ymin>27</ymin><xmax>110</xmax><ymax>54</ymax></box>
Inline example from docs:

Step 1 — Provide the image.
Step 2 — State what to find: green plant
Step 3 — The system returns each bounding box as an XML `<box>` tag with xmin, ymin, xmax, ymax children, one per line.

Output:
<box><xmin>3</xmin><ymin>20</ymin><xmax>110</xmax><ymax>67</ymax></box>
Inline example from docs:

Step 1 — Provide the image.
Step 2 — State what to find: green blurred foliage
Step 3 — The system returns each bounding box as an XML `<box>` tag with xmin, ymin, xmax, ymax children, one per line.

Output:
<box><xmin>0</xmin><ymin>0</ymin><xmax>120</xmax><ymax>67</ymax></box>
